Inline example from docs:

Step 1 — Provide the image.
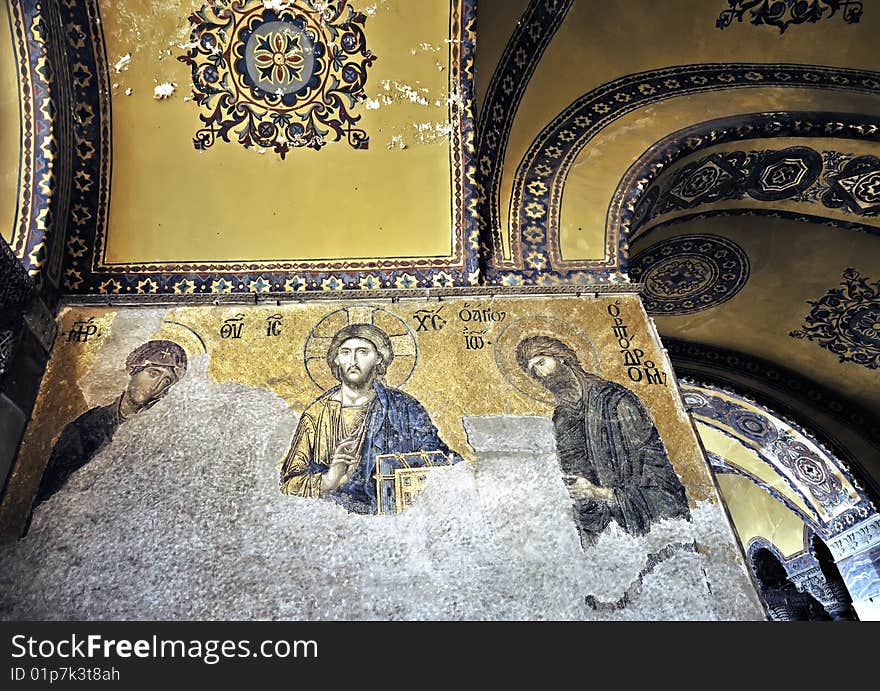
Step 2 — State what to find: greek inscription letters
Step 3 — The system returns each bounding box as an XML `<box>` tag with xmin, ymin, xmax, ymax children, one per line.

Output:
<box><xmin>413</xmin><ymin>307</ymin><xmax>447</xmax><ymax>332</ymax></box>
<box><xmin>644</xmin><ymin>360</ymin><xmax>667</xmax><ymax>386</ymax></box>
<box><xmin>67</xmin><ymin>317</ymin><xmax>99</xmax><ymax>343</ymax></box>
<box><xmin>266</xmin><ymin>314</ymin><xmax>283</xmax><ymax>337</ymax></box>
<box><xmin>220</xmin><ymin>314</ymin><xmax>245</xmax><ymax>340</ymax></box>
<box><xmin>463</xmin><ymin>327</ymin><xmax>488</xmax><ymax>350</ymax></box>
<box><xmin>607</xmin><ymin>301</ymin><xmax>666</xmax><ymax>386</ymax></box>
<box><xmin>457</xmin><ymin>302</ymin><xmax>507</xmax><ymax>324</ymax></box>
<box><xmin>623</xmin><ymin>349</ymin><xmax>645</xmax><ymax>367</ymax></box>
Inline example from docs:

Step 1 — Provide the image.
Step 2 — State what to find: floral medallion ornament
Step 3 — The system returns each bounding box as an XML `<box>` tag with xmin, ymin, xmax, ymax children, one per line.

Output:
<box><xmin>771</xmin><ymin>435</ymin><xmax>847</xmax><ymax>511</ymax></box>
<box><xmin>791</xmin><ymin>268</ymin><xmax>880</xmax><ymax>370</ymax></box>
<box><xmin>628</xmin><ymin>234</ymin><xmax>750</xmax><ymax>315</ymax></box>
<box><xmin>180</xmin><ymin>0</ymin><xmax>377</xmax><ymax>157</ymax></box>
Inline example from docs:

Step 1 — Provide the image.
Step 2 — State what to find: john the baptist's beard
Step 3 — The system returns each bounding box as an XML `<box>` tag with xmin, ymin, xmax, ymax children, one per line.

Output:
<box><xmin>532</xmin><ymin>365</ymin><xmax>579</xmax><ymax>400</ymax></box>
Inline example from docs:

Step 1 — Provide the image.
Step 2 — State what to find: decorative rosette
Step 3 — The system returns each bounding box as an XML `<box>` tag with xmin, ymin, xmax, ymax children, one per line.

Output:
<box><xmin>180</xmin><ymin>0</ymin><xmax>377</xmax><ymax>158</ymax></box>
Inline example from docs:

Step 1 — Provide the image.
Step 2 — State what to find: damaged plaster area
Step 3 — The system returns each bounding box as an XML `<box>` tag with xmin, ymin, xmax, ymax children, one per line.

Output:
<box><xmin>104</xmin><ymin>0</ymin><xmax>195</xmax><ymax>97</ymax></box>
<box><xmin>373</xmin><ymin>79</ymin><xmax>461</xmax><ymax>147</ymax></box>
<box><xmin>104</xmin><ymin>0</ymin><xmax>459</xmax><ymax>147</ymax></box>
<box><xmin>153</xmin><ymin>82</ymin><xmax>177</xmax><ymax>100</ymax></box>
<box><xmin>0</xmin><ymin>358</ymin><xmax>761</xmax><ymax>620</ymax></box>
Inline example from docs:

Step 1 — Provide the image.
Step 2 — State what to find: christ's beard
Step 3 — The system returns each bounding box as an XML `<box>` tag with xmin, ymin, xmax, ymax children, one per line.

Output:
<box><xmin>341</xmin><ymin>367</ymin><xmax>376</xmax><ymax>390</ymax></box>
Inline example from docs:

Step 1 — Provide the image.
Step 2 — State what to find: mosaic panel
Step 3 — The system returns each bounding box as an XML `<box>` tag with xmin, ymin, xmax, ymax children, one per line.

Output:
<box><xmin>0</xmin><ymin>292</ymin><xmax>762</xmax><ymax>619</ymax></box>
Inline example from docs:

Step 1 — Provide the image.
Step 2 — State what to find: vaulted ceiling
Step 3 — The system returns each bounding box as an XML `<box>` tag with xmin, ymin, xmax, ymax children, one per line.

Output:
<box><xmin>1</xmin><ymin>0</ymin><xmax>878</xmax><ymax>495</ymax></box>
<box><xmin>474</xmin><ymin>0</ymin><xmax>880</xmax><ymax>493</ymax></box>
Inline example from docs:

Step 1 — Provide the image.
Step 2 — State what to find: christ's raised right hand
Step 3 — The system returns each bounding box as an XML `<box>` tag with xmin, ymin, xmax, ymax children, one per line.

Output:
<box><xmin>321</xmin><ymin>455</ymin><xmax>359</xmax><ymax>491</ymax></box>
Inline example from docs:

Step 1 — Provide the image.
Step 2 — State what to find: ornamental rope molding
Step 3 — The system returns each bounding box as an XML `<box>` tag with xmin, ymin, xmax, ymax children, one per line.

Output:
<box><xmin>791</xmin><ymin>268</ymin><xmax>880</xmax><ymax>370</ymax></box>
<box><xmin>716</xmin><ymin>1</ymin><xmax>863</xmax><ymax>33</ymax></box>
<box><xmin>179</xmin><ymin>0</ymin><xmax>377</xmax><ymax>158</ymax></box>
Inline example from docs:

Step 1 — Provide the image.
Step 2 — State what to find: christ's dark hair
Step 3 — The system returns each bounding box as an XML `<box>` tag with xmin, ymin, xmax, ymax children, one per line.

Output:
<box><xmin>326</xmin><ymin>323</ymin><xmax>393</xmax><ymax>381</ymax></box>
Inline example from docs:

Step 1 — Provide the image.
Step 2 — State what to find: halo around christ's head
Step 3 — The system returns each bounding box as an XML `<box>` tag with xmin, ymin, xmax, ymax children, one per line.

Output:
<box><xmin>304</xmin><ymin>305</ymin><xmax>418</xmax><ymax>391</ymax></box>
<box><xmin>494</xmin><ymin>316</ymin><xmax>601</xmax><ymax>405</ymax></box>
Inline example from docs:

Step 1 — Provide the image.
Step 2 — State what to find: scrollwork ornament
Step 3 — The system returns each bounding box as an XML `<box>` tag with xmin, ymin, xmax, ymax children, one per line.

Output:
<box><xmin>716</xmin><ymin>1</ymin><xmax>863</xmax><ymax>34</ymax></box>
<box><xmin>179</xmin><ymin>0</ymin><xmax>377</xmax><ymax>158</ymax></box>
<box><xmin>791</xmin><ymin>268</ymin><xmax>880</xmax><ymax>370</ymax></box>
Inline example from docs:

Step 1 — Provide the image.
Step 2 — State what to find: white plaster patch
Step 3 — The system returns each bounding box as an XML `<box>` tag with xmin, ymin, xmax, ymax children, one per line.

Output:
<box><xmin>112</xmin><ymin>53</ymin><xmax>131</xmax><ymax>74</ymax></box>
<box><xmin>410</xmin><ymin>42</ymin><xmax>443</xmax><ymax>56</ymax></box>
<box><xmin>362</xmin><ymin>1</ymin><xmax>390</xmax><ymax>17</ymax></box>
<box><xmin>262</xmin><ymin>0</ymin><xmax>293</xmax><ymax>11</ymax></box>
<box><xmin>153</xmin><ymin>82</ymin><xmax>177</xmax><ymax>100</ymax></box>
<box><xmin>412</xmin><ymin>121</ymin><xmax>453</xmax><ymax>144</ymax></box>
<box><xmin>0</xmin><ymin>383</ymin><xmax>762</xmax><ymax>620</ymax></box>
<box><xmin>387</xmin><ymin>135</ymin><xmax>406</xmax><ymax>150</ymax></box>
<box><xmin>379</xmin><ymin>80</ymin><xmax>430</xmax><ymax>106</ymax></box>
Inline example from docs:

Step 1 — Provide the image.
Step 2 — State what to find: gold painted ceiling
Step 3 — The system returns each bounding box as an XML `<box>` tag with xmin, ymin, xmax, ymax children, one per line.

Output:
<box><xmin>3</xmin><ymin>0</ymin><xmax>880</xmax><ymax>531</ymax></box>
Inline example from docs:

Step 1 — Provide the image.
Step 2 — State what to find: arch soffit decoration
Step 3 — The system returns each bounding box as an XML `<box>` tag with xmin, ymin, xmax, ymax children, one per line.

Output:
<box><xmin>615</xmin><ymin>111</ymin><xmax>880</xmax><ymax>256</ymax></box>
<box><xmin>746</xmin><ymin>536</ymin><xmax>820</xmax><ymax>580</ymax></box>
<box><xmin>708</xmin><ymin>450</ymin><xmax>821</xmax><ymax>534</ymax></box>
<box><xmin>5</xmin><ymin>1</ymin><xmax>64</xmax><ymax>294</ymax></box>
<box><xmin>681</xmin><ymin>379</ymin><xmax>878</xmax><ymax>540</ymax></box>
<box><xmin>667</xmin><ymin>339</ymin><xmax>880</xmax><ymax>477</ymax></box>
<box><xmin>476</xmin><ymin>1</ymin><xmax>880</xmax><ymax>283</ymax></box>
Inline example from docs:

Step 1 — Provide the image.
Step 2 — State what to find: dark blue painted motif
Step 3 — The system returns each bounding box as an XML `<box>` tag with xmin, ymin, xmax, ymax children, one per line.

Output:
<box><xmin>636</xmin><ymin>146</ymin><xmax>824</xmax><ymax>223</ymax></box>
<box><xmin>716</xmin><ymin>1</ymin><xmax>863</xmax><ymax>34</ymax></box>
<box><xmin>7</xmin><ymin>0</ymin><xmax>55</xmax><ymax>289</ymax></box>
<box><xmin>180</xmin><ymin>1</ymin><xmax>376</xmax><ymax>156</ymax></box>
<box><xmin>59</xmin><ymin>0</ymin><xmax>111</xmax><ymax>297</ymax></box>
<box><xmin>747</xmin><ymin>147</ymin><xmax>824</xmax><ymax>201</ymax></box>
<box><xmin>684</xmin><ymin>389</ymin><xmax>779</xmax><ymax>446</ymax></box>
<box><xmin>617</xmin><ymin>112</ymin><xmax>880</xmax><ymax>249</ymax></box>
<box><xmin>822</xmin><ymin>155</ymin><xmax>880</xmax><ymax>216</ymax></box>
<box><xmin>474</xmin><ymin>0</ymin><xmax>574</xmax><ymax>268</ymax></box>
<box><xmin>771</xmin><ymin>433</ymin><xmax>849</xmax><ymax>512</ymax></box>
<box><xmin>628</xmin><ymin>234</ymin><xmax>749</xmax><ymax>315</ymax></box>
<box><xmin>791</xmin><ymin>268</ymin><xmax>880</xmax><ymax>370</ymax></box>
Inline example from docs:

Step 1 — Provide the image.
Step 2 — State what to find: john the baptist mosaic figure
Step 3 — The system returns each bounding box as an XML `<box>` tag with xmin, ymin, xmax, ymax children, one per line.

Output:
<box><xmin>515</xmin><ymin>335</ymin><xmax>690</xmax><ymax>547</ymax></box>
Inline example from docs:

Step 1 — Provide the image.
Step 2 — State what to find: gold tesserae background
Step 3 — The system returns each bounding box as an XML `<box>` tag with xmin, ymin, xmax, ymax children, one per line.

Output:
<box><xmin>0</xmin><ymin>293</ymin><xmax>723</xmax><ymax>536</ymax></box>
